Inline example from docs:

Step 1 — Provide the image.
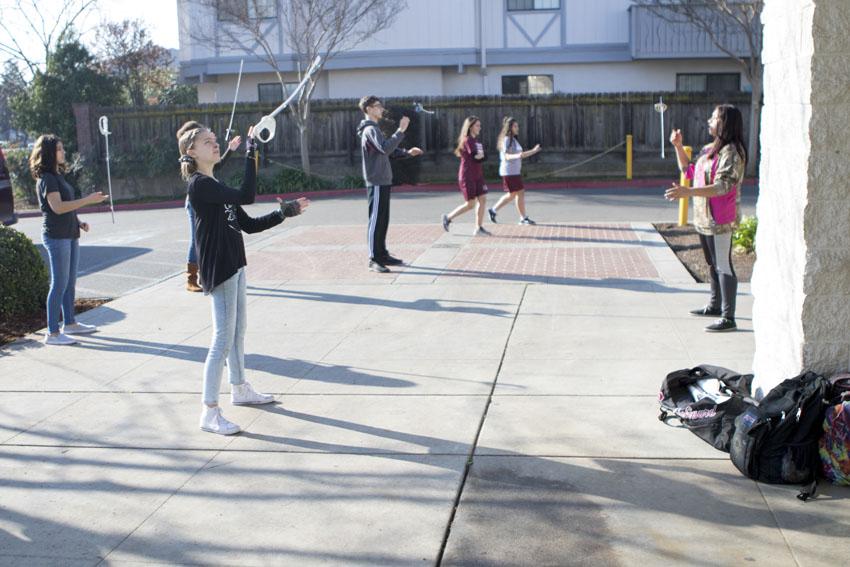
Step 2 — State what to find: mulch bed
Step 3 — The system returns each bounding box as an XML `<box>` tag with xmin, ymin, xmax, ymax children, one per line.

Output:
<box><xmin>0</xmin><ymin>298</ymin><xmax>111</xmax><ymax>346</ymax></box>
<box><xmin>654</xmin><ymin>223</ymin><xmax>755</xmax><ymax>283</ymax></box>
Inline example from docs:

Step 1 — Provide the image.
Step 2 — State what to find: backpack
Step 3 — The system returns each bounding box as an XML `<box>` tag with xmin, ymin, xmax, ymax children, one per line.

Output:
<box><xmin>729</xmin><ymin>372</ymin><xmax>830</xmax><ymax>493</ymax></box>
<box><xmin>658</xmin><ymin>365</ymin><xmax>754</xmax><ymax>452</ymax></box>
<box><xmin>818</xmin><ymin>373</ymin><xmax>850</xmax><ymax>485</ymax></box>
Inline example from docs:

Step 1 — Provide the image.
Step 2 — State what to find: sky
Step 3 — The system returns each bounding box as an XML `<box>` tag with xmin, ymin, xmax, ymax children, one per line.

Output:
<box><xmin>0</xmin><ymin>0</ymin><xmax>180</xmax><ymax>70</ymax></box>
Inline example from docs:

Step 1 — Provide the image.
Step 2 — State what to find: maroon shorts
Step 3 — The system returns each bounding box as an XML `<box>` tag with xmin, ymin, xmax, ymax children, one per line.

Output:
<box><xmin>502</xmin><ymin>175</ymin><xmax>524</xmax><ymax>192</ymax></box>
<box><xmin>459</xmin><ymin>179</ymin><xmax>488</xmax><ymax>201</ymax></box>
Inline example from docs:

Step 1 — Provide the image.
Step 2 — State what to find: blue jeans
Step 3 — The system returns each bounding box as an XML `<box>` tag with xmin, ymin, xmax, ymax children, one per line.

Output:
<box><xmin>42</xmin><ymin>235</ymin><xmax>79</xmax><ymax>334</ymax></box>
<box><xmin>186</xmin><ymin>197</ymin><xmax>197</xmax><ymax>264</ymax></box>
<box><xmin>203</xmin><ymin>268</ymin><xmax>247</xmax><ymax>404</ymax></box>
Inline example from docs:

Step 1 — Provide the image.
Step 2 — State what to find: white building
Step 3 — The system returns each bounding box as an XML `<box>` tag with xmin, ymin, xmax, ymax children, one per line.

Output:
<box><xmin>178</xmin><ymin>0</ymin><xmax>754</xmax><ymax>104</ymax></box>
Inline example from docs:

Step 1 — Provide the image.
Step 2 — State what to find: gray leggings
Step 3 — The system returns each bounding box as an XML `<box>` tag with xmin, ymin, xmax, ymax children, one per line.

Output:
<box><xmin>699</xmin><ymin>232</ymin><xmax>737</xmax><ymax>320</ymax></box>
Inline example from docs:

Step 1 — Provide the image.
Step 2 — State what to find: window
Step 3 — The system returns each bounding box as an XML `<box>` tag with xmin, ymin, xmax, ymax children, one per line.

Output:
<box><xmin>502</xmin><ymin>75</ymin><xmax>554</xmax><ymax>95</ymax></box>
<box><xmin>258</xmin><ymin>83</ymin><xmax>282</xmax><ymax>103</ymax></box>
<box><xmin>676</xmin><ymin>73</ymin><xmax>741</xmax><ymax>93</ymax></box>
<box><xmin>217</xmin><ymin>0</ymin><xmax>277</xmax><ymax>22</ymax></box>
<box><xmin>258</xmin><ymin>82</ymin><xmax>301</xmax><ymax>103</ymax></box>
<box><xmin>507</xmin><ymin>0</ymin><xmax>560</xmax><ymax>11</ymax></box>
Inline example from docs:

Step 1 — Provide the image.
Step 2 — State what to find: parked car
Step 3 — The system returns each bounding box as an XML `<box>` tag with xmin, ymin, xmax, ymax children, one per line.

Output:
<box><xmin>0</xmin><ymin>145</ymin><xmax>17</xmax><ymax>225</ymax></box>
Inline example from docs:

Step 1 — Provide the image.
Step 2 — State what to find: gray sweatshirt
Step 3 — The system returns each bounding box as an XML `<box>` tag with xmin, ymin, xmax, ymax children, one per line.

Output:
<box><xmin>357</xmin><ymin>119</ymin><xmax>407</xmax><ymax>186</ymax></box>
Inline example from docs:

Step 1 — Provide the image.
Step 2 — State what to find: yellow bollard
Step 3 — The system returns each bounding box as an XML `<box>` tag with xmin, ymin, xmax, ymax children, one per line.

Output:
<box><xmin>626</xmin><ymin>134</ymin><xmax>633</xmax><ymax>180</ymax></box>
<box><xmin>677</xmin><ymin>145</ymin><xmax>692</xmax><ymax>226</ymax></box>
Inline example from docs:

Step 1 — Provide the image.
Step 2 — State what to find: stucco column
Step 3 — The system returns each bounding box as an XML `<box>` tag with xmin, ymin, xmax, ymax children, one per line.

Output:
<box><xmin>751</xmin><ymin>0</ymin><xmax>850</xmax><ymax>396</ymax></box>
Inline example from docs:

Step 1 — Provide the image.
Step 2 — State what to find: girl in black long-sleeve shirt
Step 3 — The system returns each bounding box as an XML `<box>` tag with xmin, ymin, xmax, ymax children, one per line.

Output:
<box><xmin>179</xmin><ymin>125</ymin><xmax>309</xmax><ymax>435</ymax></box>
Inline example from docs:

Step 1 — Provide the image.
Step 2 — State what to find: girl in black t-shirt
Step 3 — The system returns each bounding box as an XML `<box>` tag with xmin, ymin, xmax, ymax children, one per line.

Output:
<box><xmin>175</xmin><ymin>120</ymin><xmax>241</xmax><ymax>293</ymax></box>
<box><xmin>30</xmin><ymin>134</ymin><xmax>108</xmax><ymax>346</ymax></box>
<box><xmin>178</xmin><ymin>125</ymin><xmax>309</xmax><ymax>435</ymax></box>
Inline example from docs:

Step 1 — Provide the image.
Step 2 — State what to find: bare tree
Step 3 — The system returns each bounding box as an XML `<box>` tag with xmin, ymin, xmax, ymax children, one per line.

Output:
<box><xmin>184</xmin><ymin>0</ymin><xmax>407</xmax><ymax>174</ymax></box>
<box><xmin>635</xmin><ymin>1</ymin><xmax>763</xmax><ymax>175</ymax></box>
<box><xmin>0</xmin><ymin>0</ymin><xmax>99</xmax><ymax>77</ymax></box>
<box><xmin>96</xmin><ymin>19</ymin><xmax>173</xmax><ymax>106</ymax></box>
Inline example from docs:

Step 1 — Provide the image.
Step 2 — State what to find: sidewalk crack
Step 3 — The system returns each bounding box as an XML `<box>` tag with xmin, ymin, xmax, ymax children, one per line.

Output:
<box><xmin>435</xmin><ymin>283</ymin><xmax>529</xmax><ymax>565</ymax></box>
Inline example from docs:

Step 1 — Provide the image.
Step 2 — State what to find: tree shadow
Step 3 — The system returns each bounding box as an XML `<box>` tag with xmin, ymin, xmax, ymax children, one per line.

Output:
<box><xmin>74</xmin><ymin>335</ymin><xmax>415</xmax><ymax>388</ymax></box>
<box><xmin>246</xmin><ymin>287</ymin><xmax>515</xmax><ymax>318</ymax></box>
<box><xmin>34</xmin><ymin>245</ymin><xmax>152</xmax><ymax>277</ymax></box>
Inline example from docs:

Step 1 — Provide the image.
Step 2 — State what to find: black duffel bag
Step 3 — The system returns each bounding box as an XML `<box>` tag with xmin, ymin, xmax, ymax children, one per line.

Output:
<box><xmin>659</xmin><ymin>365</ymin><xmax>754</xmax><ymax>452</ymax></box>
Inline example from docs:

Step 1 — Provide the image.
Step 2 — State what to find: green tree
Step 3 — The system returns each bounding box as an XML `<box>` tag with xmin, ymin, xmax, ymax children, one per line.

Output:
<box><xmin>156</xmin><ymin>82</ymin><xmax>198</xmax><ymax>106</ymax></box>
<box><xmin>10</xmin><ymin>32</ymin><xmax>123</xmax><ymax>151</ymax></box>
<box><xmin>0</xmin><ymin>61</ymin><xmax>27</xmax><ymax>137</ymax></box>
<box><xmin>96</xmin><ymin>19</ymin><xmax>174</xmax><ymax>107</ymax></box>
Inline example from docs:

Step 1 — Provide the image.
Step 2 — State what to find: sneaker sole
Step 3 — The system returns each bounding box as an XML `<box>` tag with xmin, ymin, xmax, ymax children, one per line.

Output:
<box><xmin>704</xmin><ymin>326</ymin><xmax>738</xmax><ymax>333</ymax></box>
<box><xmin>231</xmin><ymin>399</ymin><xmax>276</xmax><ymax>406</ymax></box>
<box><xmin>200</xmin><ymin>425</ymin><xmax>241</xmax><ymax>435</ymax></box>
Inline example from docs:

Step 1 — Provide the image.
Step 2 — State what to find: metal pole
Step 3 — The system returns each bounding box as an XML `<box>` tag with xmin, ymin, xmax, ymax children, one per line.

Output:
<box><xmin>654</xmin><ymin>97</ymin><xmax>668</xmax><ymax>160</ymax></box>
<box><xmin>678</xmin><ymin>145</ymin><xmax>692</xmax><ymax>226</ymax></box>
<box><xmin>626</xmin><ymin>134</ymin><xmax>633</xmax><ymax>180</ymax></box>
<box><xmin>225</xmin><ymin>59</ymin><xmax>244</xmax><ymax>143</ymax></box>
<box><xmin>98</xmin><ymin>115</ymin><xmax>115</xmax><ymax>223</ymax></box>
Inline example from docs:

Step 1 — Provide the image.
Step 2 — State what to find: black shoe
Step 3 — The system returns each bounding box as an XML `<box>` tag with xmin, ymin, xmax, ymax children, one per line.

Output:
<box><xmin>441</xmin><ymin>214</ymin><xmax>451</xmax><ymax>232</ymax></box>
<box><xmin>368</xmin><ymin>260</ymin><xmax>390</xmax><ymax>273</ymax></box>
<box><xmin>380</xmin><ymin>255</ymin><xmax>403</xmax><ymax>266</ymax></box>
<box><xmin>519</xmin><ymin>217</ymin><xmax>536</xmax><ymax>225</ymax></box>
<box><xmin>488</xmin><ymin>208</ymin><xmax>497</xmax><ymax>223</ymax></box>
<box><xmin>705</xmin><ymin>318</ymin><xmax>737</xmax><ymax>333</ymax></box>
<box><xmin>689</xmin><ymin>306</ymin><xmax>722</xmax><ymax>317</ymax></box>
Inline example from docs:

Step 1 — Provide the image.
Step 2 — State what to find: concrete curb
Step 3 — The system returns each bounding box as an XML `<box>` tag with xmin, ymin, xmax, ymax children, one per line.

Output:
<box><xmin>14</xmin><ymin>177</ymin><xmax>760</xmax><ymax>219</ymax></box>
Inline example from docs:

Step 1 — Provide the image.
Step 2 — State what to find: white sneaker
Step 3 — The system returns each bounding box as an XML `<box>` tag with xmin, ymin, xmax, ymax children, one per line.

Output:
<box><xmin>63</xmin><ymin>322</ymin><xmax>98</xmax><ymax>335</ymax></box>
<box><xmin>44</xmin><ymin>333</ymin><xmax>78</xmax><ymax>346</ymax></box>
<box><xmin>231</xmin><ymin>382</ymin><xmax>275</xmax><ymax>405</ymax></box>
<box><xmin>199</xmin><ymin>406</ymin><xmax>241</xmax><ymax>435</ymax></box>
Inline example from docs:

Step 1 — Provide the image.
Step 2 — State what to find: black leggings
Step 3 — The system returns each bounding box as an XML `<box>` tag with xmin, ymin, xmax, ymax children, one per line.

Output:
<box><xmin>699</xmin><ymin>232</ymin><xmax>737</xmax><ymax>320</ymax></box>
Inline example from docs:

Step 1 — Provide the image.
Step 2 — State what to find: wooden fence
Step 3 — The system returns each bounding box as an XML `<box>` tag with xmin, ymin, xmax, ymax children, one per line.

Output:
<box><xmin>77</xmin><ymin>92</ymin><xmax>751</xmax><ymax>167</ymax></box>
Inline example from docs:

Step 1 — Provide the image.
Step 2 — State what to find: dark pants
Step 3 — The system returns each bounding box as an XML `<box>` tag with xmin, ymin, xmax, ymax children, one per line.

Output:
<box><xmin>699</xmin><ymin>232</ymin><xmax>737</xmax><ymax>320</ymax></box>
<box><xmin>186</xmin><ymin>197</ymin><xmax>197</xmax><ymax>264</ymax></box>
<box><xmin>367</xmin><ymin>185</ymin><xmax>391</xmax><ymax>260</ymax></box>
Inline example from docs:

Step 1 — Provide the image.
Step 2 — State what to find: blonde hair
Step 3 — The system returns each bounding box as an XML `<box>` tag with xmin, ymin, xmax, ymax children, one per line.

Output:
<box><xmin>178</xmin><ymin>127</ymin><xmax>206</xmax><ymax>180</ymax></box>
<box><xmin>496</xmin><ymin>116</ymin><xmax>518</xmax><ymax>154</ymax></box>
<box><xmin>454</xmin><ymin>115</ymin><xmax>480</xmax><ymax>158</ymax></box>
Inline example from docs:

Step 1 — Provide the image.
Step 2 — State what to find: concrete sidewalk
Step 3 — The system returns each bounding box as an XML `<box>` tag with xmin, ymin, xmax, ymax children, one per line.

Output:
<box><xmin>1</xmin><ymin>220</ymin><xmax>847</xmax><ymax>566</ymax></box>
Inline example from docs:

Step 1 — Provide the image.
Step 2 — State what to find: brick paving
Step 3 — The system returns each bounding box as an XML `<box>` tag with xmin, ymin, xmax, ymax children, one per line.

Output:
<box><xmin>277</xmin><ymin>224</ymin><xmax>446</xmax><ymax>247</ymax></box>
<box><xmin>246</xmin><ymin>223</ymin><xmax>658</xmax><ymax>282</ymax></box>
<box><xmin>467</xmin><ymin>223</ymin><xmax>642</xmax><ymax>245</ymax></box>
<box><xmin>443</xmin><ymin>247</ymin><xmax>658</xmax><ymax>282</ymax></box>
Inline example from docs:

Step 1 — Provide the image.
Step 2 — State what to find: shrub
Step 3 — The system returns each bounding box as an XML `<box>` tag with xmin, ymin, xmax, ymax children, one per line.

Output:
<box><xmin>6</xmin><ymin>148</ymin><xmax>103</xmax><ymax>205</ymax></box>
<box><xmin>733</xmin><ymin>215</ymin><xmax>757</xmax><ymax>254</ymax></box>
<box><xmin>337</xmin><ymin>174</ymin><xmax>365</xmax><ymax>189</ymax></box>
<box><xmin>225</xmin><ymin>171</ymin><xmax>278</xmax><ymax>195</ymax></box>
<box><xmin>65</xmin><ymin>151</ymin><xmax>103</xmax><ymax>194</ymax></box>
<box><xmin>4</xmin><ymin>148</ymin><xmax>36</xmax><ymax>206</ymax></box>
<box><xmin>0</xmin><ymin>225</ymin><xmax>48</xmax><ymax>321</ymax></box>
<box><xmin>272</xmin><ymin>167</ymin><xmax>332</xmax><ymax>193</ymax></box>
<box><xmin>111</xmin><ymin>137</ymin><xmax>176</xmax><ymax>180</ymax></box>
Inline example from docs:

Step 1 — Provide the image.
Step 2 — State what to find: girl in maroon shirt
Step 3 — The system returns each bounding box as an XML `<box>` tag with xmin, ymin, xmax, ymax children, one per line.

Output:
<box><xmin>441</xmin><ymin>115</ymin><xmax>490</xmax><ymax>236</ymax></box>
